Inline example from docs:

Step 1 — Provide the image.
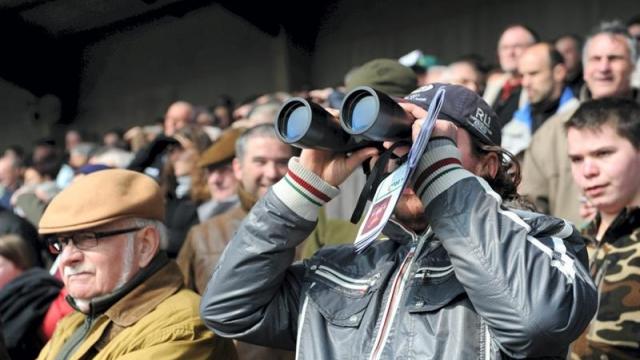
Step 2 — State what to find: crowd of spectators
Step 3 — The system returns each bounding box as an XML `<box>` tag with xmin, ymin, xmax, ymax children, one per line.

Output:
<box><xmin>0</xmin><ymin>14</ymin><xmax>639</xmax><ymax>360</ymax></box>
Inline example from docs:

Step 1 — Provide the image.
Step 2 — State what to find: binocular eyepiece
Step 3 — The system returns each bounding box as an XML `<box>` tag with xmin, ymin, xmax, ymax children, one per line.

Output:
<box><xmin>275</xmin><ymin>86</ymin><xmax>414</xmax><ymax>152</ymax></box>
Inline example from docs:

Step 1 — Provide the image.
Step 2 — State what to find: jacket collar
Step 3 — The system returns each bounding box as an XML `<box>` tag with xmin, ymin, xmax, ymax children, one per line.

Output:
<box><xmin>104</xmin><ymin>257</ymin><xmax>183</xmax><ymax>327</ymax></box>
<box><xmin>382</xmin><ymin>219</ymin><xmax>424</xmax><ymax>245</ymax></box>
<box><xmin>66</xmin><ymin>252</ymin><xmax>169</xmax><ymax>316</ymax></box>
<box><xmin>584</xmin><ymin>207</ymin><xmax>640</xmax><ymax>245</ymax></box>
<box><xmin>579</xmin><ymin>85</ymin><xmax>640</xmax><ymax>103</ymax></box>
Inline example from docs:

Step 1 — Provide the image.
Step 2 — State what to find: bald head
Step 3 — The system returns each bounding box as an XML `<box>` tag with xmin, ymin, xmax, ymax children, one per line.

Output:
<box><xmin>164</xmin><ymin>101</ymin><xmax>194</xmax><ymax>136</ymax></box>
<box><xmin>518</xmin><ymin>43</ymin><xmax>566</xmax><ymax>105</ymax></box>
<box><xmin>498</xmin><ymin>25</ymin><xmax>537</xmax><ymax>74</ymax></box>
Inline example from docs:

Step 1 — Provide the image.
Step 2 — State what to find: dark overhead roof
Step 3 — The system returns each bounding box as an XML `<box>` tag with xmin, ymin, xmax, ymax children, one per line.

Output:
<box><xmin>0</xmin><ymin>0</ymin><xmax>335</xmax><ymax>101</ymax></box>
<box><xmin>0</xmin><ymin>0</ymin><xmax>335</xmax><ymax>47</ymax></box>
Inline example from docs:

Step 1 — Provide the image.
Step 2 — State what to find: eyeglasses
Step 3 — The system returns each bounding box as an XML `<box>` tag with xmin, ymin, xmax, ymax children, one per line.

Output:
<box><xmin>47</xmin><ymin>227</ymin><xmax>142</xmax><ymax>254</ymax></box>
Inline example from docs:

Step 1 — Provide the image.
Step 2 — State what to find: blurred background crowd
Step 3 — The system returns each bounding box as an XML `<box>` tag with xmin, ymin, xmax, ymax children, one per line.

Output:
<box><xmin>0</xmin><ymin>0</ymin><xmax>639</xmax><ymax>358</ymax></box>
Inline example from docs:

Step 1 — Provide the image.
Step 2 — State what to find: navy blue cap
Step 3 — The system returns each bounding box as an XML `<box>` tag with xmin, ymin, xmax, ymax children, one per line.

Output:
<box><xmin>404</xmin><ymin>83</ymin><xmax>500</xmax><ymax>146</ymax></box>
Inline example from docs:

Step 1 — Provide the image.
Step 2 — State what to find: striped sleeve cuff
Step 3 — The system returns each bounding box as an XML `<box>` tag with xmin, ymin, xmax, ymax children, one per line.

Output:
<box><xmin>414</xmin><ymin>138</ymin><xmax>472</xmax><ymax>206</ymax></box>
<box><xmin>272</xmin><ymin>157</ymin><xmax>340</xmax><ymax>221</ymax></box>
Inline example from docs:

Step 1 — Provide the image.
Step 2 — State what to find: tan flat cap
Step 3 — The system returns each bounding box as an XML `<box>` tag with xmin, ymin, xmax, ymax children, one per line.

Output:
<box><xmin>197</xmin><ymin>127</ymin><xmax>243</xmax><ymax>168</ymax></box>
<box><xmin>39</xmin><ymin>169</ymin><xmax>164</xmax><ymax>234</ymax></box>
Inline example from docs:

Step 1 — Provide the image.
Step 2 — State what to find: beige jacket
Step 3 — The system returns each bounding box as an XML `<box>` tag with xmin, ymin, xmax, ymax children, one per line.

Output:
<box><xmin>177</xmin><ymin>189</ymin><xmax>295</xmax><ymax>360</ymax></box>
<box><xmin>519</xmin><ymin>100</ymin><xmax>581</xmax><ymax>225</ymax></box>
<box><xmin>37</xmin><ymin>260</ymin><xmax>236</xmax><ymax>360</ymax></box>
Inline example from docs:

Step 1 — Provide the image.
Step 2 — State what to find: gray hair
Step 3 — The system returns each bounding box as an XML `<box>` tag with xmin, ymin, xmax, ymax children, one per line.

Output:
<box><xmin>71</xmin><ymin>142</ymin><xmax>98</xmax><ymax>158</ymax></box>
<box><xmin>247</xmin><ymin>102</ymin><xmax>281</xmax><ymax>125</ymax></box>
<box><xmin>583</xmin><ymin>20</ymin><xmax>637</xmax><ymax>65</ymax></box>
<box><xmin>234</xmin><ymin>124</ymin><xmax>282</xmax><ymax>162</ymax></box>
<box><xmin>128</xmin><ymin>218</ymin><xmax>169</xmax><ymax>251</ymax></box>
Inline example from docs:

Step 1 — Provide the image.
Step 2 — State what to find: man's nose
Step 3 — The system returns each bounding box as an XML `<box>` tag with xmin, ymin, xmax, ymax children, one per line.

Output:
<box><xmin>596</xmin><ymin>58</ymin><xmax>611</xmax><ymax>72</ymax></box>
<box><xmin>582</xmin><ymin>158</ymin><xmax>599</xmax><ymax>178</ymax></box>
<box><xmin>59</xmin><ymin>242</ymin><xmax>83</xmax><ymax>268</ymax></box>
<box><xmin>263</xmin><ymin>162</ymin><xmax>279</xmax><ymax>179</ymax></box>
<box><xmin>208</xmin><ymin>171</ymin><xmax>221</xmax><ymax>183</ymax></box>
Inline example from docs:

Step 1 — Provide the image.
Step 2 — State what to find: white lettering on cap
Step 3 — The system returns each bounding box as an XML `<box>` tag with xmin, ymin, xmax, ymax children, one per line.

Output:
<box><xmin>410</xmin><ymin>84</ymin><xmax>434</xmax><ymax>95</ymax></box>
<box><xmin>471</xmin><ymin>107</ymin><xmax>491</xmax><ymax>127</ymax></box>
<box><xmin>469</xmin><ymin>107</ymin><xmax>493</xmax><ymax>138</ymax></box>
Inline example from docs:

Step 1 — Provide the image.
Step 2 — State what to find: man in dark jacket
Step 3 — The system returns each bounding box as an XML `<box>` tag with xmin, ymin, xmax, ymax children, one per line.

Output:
<box><xmin>200</xmin><ymin>84</ymin><xmax>598</xmax><ymax>358</ymax></box>
<box><xmin>0</xmin><ymin>234</ymin><xmax>62</xmax><ymax>359</ymax></box>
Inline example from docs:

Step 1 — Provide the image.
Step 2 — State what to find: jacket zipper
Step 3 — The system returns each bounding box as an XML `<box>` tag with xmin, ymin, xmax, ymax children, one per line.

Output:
<box><xmin>368</xmin><ymin>226</ymin><xmax>424</xmax><ymax>360</ymax></box>
<box><xmin>481</xmin><ymin>319</ymin><xmax>491</xmax><ymax>360</ymax></box>
<box><xmin>295</xmin><ymin>285</ymin><xmax>313</xmax><ymax>360</ymax></box>
<box><xmin>314</xmin><ymin>265</ymin><xmax>379</xmax><ymax>292</ymax></box>
<box><xmin>414</xmin><ymin>265</ymin><xmax>454</xmax><ymax>279</ymax></box>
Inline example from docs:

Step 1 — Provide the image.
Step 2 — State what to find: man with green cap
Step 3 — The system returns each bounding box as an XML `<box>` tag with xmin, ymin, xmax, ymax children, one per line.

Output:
<box><xmin>345</xmin><ymin>58</ymin><xmax>418</xmax><ymax>97</ymax></box>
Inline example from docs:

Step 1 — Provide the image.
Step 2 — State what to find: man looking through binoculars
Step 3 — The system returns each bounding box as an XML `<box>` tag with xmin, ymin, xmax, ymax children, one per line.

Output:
<box><xmin>200</xmin><ymin>83</ymin><xmax>597</xmax><ymax>359</ymax></box>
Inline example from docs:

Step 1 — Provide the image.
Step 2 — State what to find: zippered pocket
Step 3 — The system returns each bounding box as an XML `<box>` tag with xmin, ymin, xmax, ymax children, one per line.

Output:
<box><xmin>413</xmin><ymin>265</ymin><xmax>455</xmax><ymax>282</ymax></box>
<box><xmin>406</xmin><ymin>250</ymin><xmax>466</xmax><ymax>312</ymax></box>
<box><xmin>306</xmin><ymin>262</ymin><xmax>393</xmax><ymax>327</ymax></box>
<box><xmin>313</xmin><ymin>265</ymin><xmax>380</xmax><ymax>293</ymax></box>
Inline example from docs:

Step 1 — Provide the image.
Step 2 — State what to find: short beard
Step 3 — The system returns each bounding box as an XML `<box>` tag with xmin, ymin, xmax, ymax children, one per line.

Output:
<box><xmin>393</xmin><ymin>194</ymin><xmax>429</xmax><ymax>233</ymax></box>
<box><xmin>115</xmin><ymin>233</ymin><xmax>136</xmax><ymax>289</ymax></box>
<box><xmin>71</xmin><ymin>233</ymin><xmax>137</xmax><ymax>313</ymax></box>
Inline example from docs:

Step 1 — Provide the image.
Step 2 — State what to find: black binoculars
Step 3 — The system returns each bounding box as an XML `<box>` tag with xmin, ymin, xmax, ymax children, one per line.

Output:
<box><xmin>275</xmin><ymin>86</ymin><xmax>414</xmax><ymax>152</ymax></box>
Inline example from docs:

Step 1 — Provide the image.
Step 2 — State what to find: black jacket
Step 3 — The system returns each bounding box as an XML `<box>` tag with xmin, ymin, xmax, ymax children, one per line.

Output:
<box><xmin>0</xmin><ymin>268</ymin><xmax>62</xmax><ymax>359</ymax></box>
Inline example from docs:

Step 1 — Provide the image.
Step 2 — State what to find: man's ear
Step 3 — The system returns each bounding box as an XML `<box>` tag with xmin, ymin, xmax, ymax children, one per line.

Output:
<box><xmin>481</xmin><ymin>152</ymin><xmax>500</xmax><ymax>180</ymax></box>
<box><xmin>137</xmin><ymin>227</ymin><xmax>160</xmax><ymax>268</ymax></box>
<box><xmin>232</xmin><ymin>158</ymin><xmax>242</xmax><ymax>182</ymax></box>
<box><xmin>553</xmin><ymin>63</ymin><xmax>567</xmax><ymax>83</ymax></box>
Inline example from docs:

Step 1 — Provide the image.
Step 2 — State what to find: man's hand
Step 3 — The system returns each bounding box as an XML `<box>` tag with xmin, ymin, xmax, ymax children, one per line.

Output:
<box><xmin>579</xmin><ymin>196</ymin><xmax>597</xmax><ymax>223</ymax></box>
<box><xmin>298</xmin><ymin>108</ymin><xmax>378</xmax><ymax>186</ymax></box>
<box><xmin>398</xmin><ymin>101</ymin><xmax>457</xmax><ymax>143</ymax></box>
<box><xmin>383</xmin><ymin>102</ymin><xmax>458</xmax><ymax>156</ymax></box>
<box><xmin>299</xmin><ymin>147</ymin><xmax>378</xmax><ymax>187</ymax></box>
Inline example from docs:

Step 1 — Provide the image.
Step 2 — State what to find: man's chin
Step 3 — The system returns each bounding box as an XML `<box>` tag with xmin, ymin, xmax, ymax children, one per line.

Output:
<box><xmin>394</xmin><ymin>195</ymin><xmax>428</xmax><ymax>232</ymax></box>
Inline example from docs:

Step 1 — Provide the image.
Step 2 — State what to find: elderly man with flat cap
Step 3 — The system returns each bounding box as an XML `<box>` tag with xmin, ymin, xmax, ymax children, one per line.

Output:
<box><xmin>194</xmin><ymin>128</ymin><xmax>242</xmax><ymax>222</ymax></box>
<box><xmin>36</xmin><ymin>169</ymin><xmax>236</xmax><ymax>359</ymax></box>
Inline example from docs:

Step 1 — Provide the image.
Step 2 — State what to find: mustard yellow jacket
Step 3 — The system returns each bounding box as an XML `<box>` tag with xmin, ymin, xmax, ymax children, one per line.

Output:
<box><xmin>37</xmin><ymin>260</ymin><xmax>236</xmax><ymax>360</ymax></box>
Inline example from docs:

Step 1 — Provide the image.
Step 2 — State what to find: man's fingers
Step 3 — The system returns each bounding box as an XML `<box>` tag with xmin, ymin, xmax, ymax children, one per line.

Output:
<box><xmin>324</xmin><ymin>107</ymin><xmax>340</xmax><ymax>117</ymax></box>
<box><xmin>345</xmin><ymin>147</ymin><xmax>379</xmax><ymax>172</ymax></box>
<box><xmin>397</xmin><ymin>101</ymin><xmax>427</xmax><ymax>119</ymax></box>
<box><xmin>431</xmin><ymin>119</ymin><xmax>458</xmax><ymax>139</ymax></box>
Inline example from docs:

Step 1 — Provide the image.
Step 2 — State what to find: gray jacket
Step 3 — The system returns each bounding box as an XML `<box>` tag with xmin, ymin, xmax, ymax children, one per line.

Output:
<box><xmin>201</xmin><ymin>149</ymin><xmax>597</xmax><ymax>359</ymax></box>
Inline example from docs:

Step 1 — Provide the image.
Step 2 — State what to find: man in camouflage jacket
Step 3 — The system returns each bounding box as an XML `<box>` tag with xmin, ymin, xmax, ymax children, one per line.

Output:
<box><xmin>566</xmin><ymin>98</ymin><xmax>640</xmax><ymax>359</ymax></box>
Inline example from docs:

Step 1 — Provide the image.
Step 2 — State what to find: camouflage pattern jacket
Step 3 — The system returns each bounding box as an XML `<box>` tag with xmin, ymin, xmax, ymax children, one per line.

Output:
<box><xmin>571</xmin><ymin>207</ymin><xmax>640</xmax><ymax>359</ymax></box>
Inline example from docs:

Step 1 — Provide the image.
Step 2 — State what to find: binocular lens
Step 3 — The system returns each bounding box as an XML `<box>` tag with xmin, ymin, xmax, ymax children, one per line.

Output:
<box><xmin>350</xmin><ymin>94</ymin><xmax>378</xmax><ymax>133</ymax></box>
<box><xmin>275</xmin><ymin>86</ymin><xmax>411</xmax><ymax>151</ymax></box>
<box><xmin>340</xmin><ymin>86</ymin><xmax>411</xmax><ymax>141</ymax></box>
<box><xmin>282</xmin><ymin>105</ymin><xmax>311</xmax><ymax>141</ymax></box>
<box><xmin>276</xmin><ymin>97</ymin><xmax>367</xmax><ymax>152</ymax></box>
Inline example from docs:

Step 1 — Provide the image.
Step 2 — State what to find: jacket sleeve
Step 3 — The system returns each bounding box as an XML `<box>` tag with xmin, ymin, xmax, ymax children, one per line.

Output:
<box><xmin>414</xmin><ymin>138</ymin><xmax>598</xmax><ymax>357</ymax></box>
<box><xmin>126</xmin><ymin>135</ymin><xmax>177</xmax><ymax>172</ymax></box>
<box><xmin>200</xmin><ymin>158</ymin><xmax>340</xmax><ymax>350</ymax></box>
<box><xmin>175</xmin><ymin>227</ymin><xmax>197</xmax><ymax>292</ymax></box>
